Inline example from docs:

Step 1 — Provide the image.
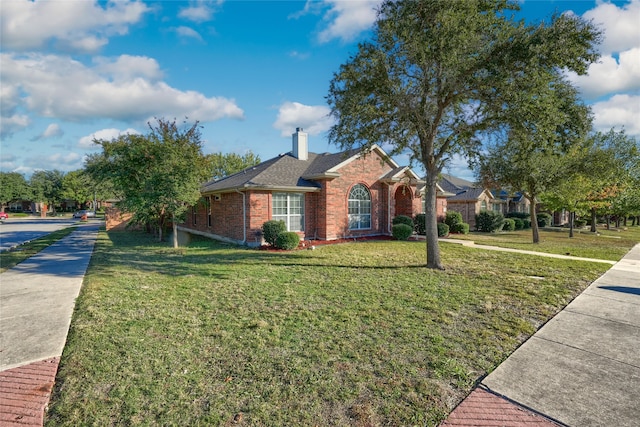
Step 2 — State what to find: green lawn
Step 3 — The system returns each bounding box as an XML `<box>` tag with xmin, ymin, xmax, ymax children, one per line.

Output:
<box><xmin>446</xmin><ymin>226</ymin><xmax>640</xmax><ymax>261</ymax></box>
<box><xmin>46</xmin><ymin>231</ymin><xmax>629</xmax><ymax>426</ymax></box>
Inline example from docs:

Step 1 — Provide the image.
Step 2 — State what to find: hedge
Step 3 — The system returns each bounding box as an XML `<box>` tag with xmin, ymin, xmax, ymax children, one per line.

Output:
<box><xmin>392</xmin><ymin>223</ymin><xmax>414</xmax><ymax>240</ymax></box>
<box><xmin>392</xmin><ymin>215</ymin><xmax>414</xmax><ymax>228</ymax></box>
<box><xmin>450</xmin><ymin>222</ymin><xmax>469</xmax><ymax>234</ymax></box>
<box><xmin>275</xmin><ymin>232</ymin><xmax>300</xmax><ymax>250</ymax></box>
<box><xmin>414</xmin><ymin>213</ymin><xmax>426</xmax><ymax>235</ymax></box>
<box><xmin>437</xmin><ymin>222</ymin><xmax>450</xmax><ymax>237</ymax></box>
<box><xmin>475</xmin><ymin>211</ymin><xmax>504</xmax><ymax>232</ymax></box>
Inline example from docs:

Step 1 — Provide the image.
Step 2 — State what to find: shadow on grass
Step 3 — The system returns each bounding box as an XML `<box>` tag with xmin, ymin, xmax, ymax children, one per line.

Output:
<box><xmin>90</xmin><ymin>231</ymin><xmax>432</xmax><ymax>281</ymax></box>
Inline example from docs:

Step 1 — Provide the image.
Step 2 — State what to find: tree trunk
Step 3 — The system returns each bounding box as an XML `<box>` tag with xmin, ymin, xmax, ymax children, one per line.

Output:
<box><xmin>172</xmin><ymin>213</ymin><xmax>179</xmax><ymax>248</ymax></box>
<box><xmin>569</xmin><ymin>211</ymin><xmax>574</xmax><ymax>238</ymax></box>
<box><xmin>590</xmin><ymin>207</ymin><xmax>597</xmax><ymax>232</ymax></box>
<box><xmin>623</xmin><ymin>216</ymin><xmax>628</xmax><ymax>226</ymax></box>
<box><xmin>424</xmin><ymin>172</ymin><xmax>443</xmax><ymax>270</ymax></box>
<box><xmin>606</xmin><ymin>215</ymin><xmax>610</xmax><ymax>230</ymax></box>
<box><xmin>529</xmin><ymin>198</ymin><xmax>539</xmax><ymax>243</ymax></box>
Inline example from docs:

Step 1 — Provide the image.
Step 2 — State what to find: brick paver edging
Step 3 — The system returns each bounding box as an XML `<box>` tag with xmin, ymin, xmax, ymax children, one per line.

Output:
<box><xmin>441</xmin><ymin>387</ymin><xmax>562</xmax><ymax>427</ymax></box>
<box><xmin>0</xmin><ymin>358</ymin><xmax>59</xmax><ymax>426</ymax></box>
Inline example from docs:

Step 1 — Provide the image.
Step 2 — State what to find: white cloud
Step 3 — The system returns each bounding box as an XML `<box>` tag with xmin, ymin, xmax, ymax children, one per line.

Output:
<box><xmin>316</xmin><ymin>0</ymin><xmax>379</xmax><ymax>43</ymax></box>
<box><xmin>273</xmin><ymin>102</ymin><xmax>334</xmax><ymax>137</ymax></box>
<box><xmin>583</xmin><ymin>0</ymin><xmax>640</xmax><ymax>55</ymax></box>
<box><xmin>592</xmin><ymin>94</ymin><xmax>640</xmax><ymax>137</ymax></box>
<box><xmin>1</xmin><ymin>53</ymin><xmax>244</xmax><ymax>127</ymax></box>
<box><xmin>178</xmin><ymin>1</ymin><xmax>222</xmax><ymax>23</ymax></box>
<box><xmin>568</xmin><ymin>47</ymin><xmax>640</xmax><ymax>100</ymax></box>
<box><xmin>31</xmin><ymin>123</ymin><xmax>64</xmax><ymax>141</ymax></box>
<box><xmin>24</xmin><ymin>152</ymin><xmax>83</xmax><ymax>173</ymax></box>
<box><xmin>0</xmin><ymin>0</ymin><xmax>150</xmax><ymax>53</ymax></box>
<box><xmin>174</xmin><ymin>26</ymin><xmax>204</xmax><ymax>42</ymax></box>
<box><xmin>79</xmin><ymin>128</ymin><xmax>140</xmax><ymax>149</ymax></box>
<box><xmin>0</xmin><ymin>114</ymin><xmax>31</xmax><ymax>140</ymax></box>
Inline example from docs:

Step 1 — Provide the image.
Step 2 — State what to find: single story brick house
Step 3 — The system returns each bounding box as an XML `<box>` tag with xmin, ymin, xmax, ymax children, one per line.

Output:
<box><xmin>179</xmin><ymin>128</ymin><xmax>448</xmax><ymax>246</ymax></box>
<box><xmin>438</xmin><ymin>174</ymin><xmax>497</xmax><ymax>229</ymax></box>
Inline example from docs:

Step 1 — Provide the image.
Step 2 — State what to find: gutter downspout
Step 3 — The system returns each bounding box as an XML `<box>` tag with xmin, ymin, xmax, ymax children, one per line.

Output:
<box><xmin>236</xmin><ymin>189</ymin><xmax>247</xmax><ymax>244</ymax></box>
<box><xmin>386</xmin><ymin>182</ymin><xmax>392</xmax><ymax>234</ymax></box>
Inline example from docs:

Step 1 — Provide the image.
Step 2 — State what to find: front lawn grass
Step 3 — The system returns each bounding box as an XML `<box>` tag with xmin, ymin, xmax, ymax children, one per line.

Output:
<box><xmin>0</xmin><ymin>226</ymin><xmax>77</xmax><ymax>272</ymax></box>
<box><xmin>447</xmin><ymin>226</ymin><xmax>640</xmax><ymax>261</ymax></box>
<box><xmin>47</xmin><ymin>231</ymin><xmax>613</xmax><ymax>426</ymax></box>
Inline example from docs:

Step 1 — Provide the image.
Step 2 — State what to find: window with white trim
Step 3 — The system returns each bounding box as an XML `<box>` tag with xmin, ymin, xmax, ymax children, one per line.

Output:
<box><xmin>272</xmin><ymin>193</ymin><xmax>304</xmax><ymax>232</ymax></box>
<box><xmin>348</xmin><ymin>184</ymin><xmax>371</xmax><ymax>230</ymax></box>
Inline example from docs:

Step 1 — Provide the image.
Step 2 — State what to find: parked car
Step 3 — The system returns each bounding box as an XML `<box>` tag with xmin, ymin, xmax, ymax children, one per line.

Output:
<box><xmin>73</xmin><ymin>210</ymin><xmax>96</xmax><ymax>219</ymax></box>
<box><xmin>0</xmin><ymin>212</ymin><xmax>8</xmax><ymax>220</ymax></box>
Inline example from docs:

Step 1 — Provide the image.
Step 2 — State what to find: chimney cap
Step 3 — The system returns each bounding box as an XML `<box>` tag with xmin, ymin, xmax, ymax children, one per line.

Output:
<box><xmin>296</xmin><ymin>127</ymin><xmax>303</xmax><ymax>132</ymax></box>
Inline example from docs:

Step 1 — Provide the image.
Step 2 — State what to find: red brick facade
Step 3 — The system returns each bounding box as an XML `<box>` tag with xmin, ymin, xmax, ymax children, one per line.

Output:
<box><xmin>180</xmin><ymin>150</ymin><xmax>446</xmax><ymax>246</ymax></box>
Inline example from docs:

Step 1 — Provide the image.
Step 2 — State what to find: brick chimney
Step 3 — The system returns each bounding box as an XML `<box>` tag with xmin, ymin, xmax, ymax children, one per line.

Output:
<box><xmin>292</xmin><ymin>127</ymin><xmax>308</xmax><ymax>161</ymax></box>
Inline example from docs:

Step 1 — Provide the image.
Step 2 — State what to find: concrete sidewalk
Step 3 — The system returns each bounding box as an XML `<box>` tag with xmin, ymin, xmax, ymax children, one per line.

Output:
<box><xmin>0</xmin><ymin>223</ymin><xmax>99</xmax><ymax>425</ymax></box>
<box><xmin>443</xmin><ymin>243</ymin><xmax>640</xmax><ymax>426</ymax></box>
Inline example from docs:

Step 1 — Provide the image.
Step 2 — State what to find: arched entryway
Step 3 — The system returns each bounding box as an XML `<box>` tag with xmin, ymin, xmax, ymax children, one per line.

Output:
<box><xmin>394</xmin><ymin>185</ymin><xmax>414</xmax><ymax>218</ymax></box>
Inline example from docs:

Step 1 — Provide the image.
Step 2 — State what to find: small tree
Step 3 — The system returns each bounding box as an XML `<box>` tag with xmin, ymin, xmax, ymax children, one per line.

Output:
<box><xmin>87</xmin><ymin>118</ymin><xmax>210</xmax><ymax>247</ymax></box>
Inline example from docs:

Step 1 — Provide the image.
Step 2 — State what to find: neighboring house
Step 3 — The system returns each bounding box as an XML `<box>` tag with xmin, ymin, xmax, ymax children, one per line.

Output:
<box><xmin>438</xmin><ymin>174</ymin><xmax>498</xmax><ymax>229</ymax></box>
<box><xmin>179</xmin><ymin>128</ymin><xmax>448</xmax><ymax>246</ymax></box>
<box><xmin>492</xmin><ymin>190</ymin><xmax>531</xmax><ymax>215</ymax></box>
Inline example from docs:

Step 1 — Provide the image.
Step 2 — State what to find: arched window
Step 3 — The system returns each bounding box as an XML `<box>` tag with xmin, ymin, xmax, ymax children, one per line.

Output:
<box><xmin>348</xmin><ymin>184</ymin><xmax>371</xmax><ymax>230</ymax></box>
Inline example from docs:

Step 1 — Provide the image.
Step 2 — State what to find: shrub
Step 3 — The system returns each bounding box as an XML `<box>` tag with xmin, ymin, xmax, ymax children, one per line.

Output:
<box><xmin>574</xmin><ymin>219</ymin><xmax>587</xmax><ymax>228</ymax></box>
<box><xmin>414</xmin><ymin>213</ymin><xmax>426</xmax><ymax>235</ymax></box>
<box><xmin>513</xmin><ymin>218</ymin><xmax>524</xmax><ymax>230</ymax></box>
<box><xmin>444</xmin><ymin>211</ymin><xmax>463</xmax><ymax>228</ymax></box>
<box><xmin>522</xmin><ymin>218</ymin><xmax>531</xmax><ymax>229</ymax></box>
<box><xmin>475</xmin><ymin>211</ymin><xmax>504</xmax><ymax>232</ymax></box>
<box><xmin>537</xmin><ymin>212</ymin><xmax>552</xmax><ymax>227</ymax></box>
<box><xmin>437</xmin><ymin>222</ymin><xmax>450</xmax><ymax>237</ymax></box>
<box><xmin>505</xmin><ymin>212</ymin><xmax>530</xmax><ymax>219</ymax></box>
<box><xmin>262</xmin><ymin>220</ymin><xmax>286</xmax><ymax>246</ymax></box>
<box><xmin>392</xmin><ymin>215</ymin><xmax>414</xmax><ymax>228</ymax></box>
<box><xmin>275</xmin><ymin>232</ymin><xmax>300</xmax><ymax>250</ymax></box>
<box><xmin>450</xmin><ymin>222</ymin><xmax>469</xmax><ymax>234</ymax></box>
<box><xmin>392</xmin><ymin>223</ymin><xmax>414</xmax><ymax>240</ymax></box>
<box><xmin>503</xmin><ymin>218</ymin><xmax>516</xmax><ymax>231</ymax></box>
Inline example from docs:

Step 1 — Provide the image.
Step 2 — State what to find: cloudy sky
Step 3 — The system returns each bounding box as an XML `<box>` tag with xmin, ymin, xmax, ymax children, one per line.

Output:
<box><xmin>1</xmin><ymin>0</ymin><xmax>638</xmax><ymax>179</ymax></box>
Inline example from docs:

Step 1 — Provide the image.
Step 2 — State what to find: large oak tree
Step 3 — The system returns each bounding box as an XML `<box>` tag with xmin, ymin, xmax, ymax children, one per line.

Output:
<box><xmin>326</xmin><ymin>0</ymin><xmax>600</xmax><ymax>269</ymax></box>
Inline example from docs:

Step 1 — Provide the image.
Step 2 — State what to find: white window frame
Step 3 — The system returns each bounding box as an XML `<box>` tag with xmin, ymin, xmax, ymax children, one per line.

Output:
<box><xmin>348</xmin><ymin>184</ymin><xmax>371</xmax><ymax>230</ymax></box>
<box><xmin>272</xmin><ymin>193</ymin><xmax>304</xmax><ymax>232</ymax></box>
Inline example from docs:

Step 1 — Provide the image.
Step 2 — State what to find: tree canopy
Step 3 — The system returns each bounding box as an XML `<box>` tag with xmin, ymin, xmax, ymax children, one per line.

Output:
<box><xmin>206</xmin><ymin>151</ymin><xmax>261</xmax><ymax>181</ymax></box>
<box><xmin>327</xmin><ymin>0</ymin><xmax>601</xmax><ymax>268</ymax></box>
<box><xmin>86</xmin><ymin>118</ymin><xmax>210</xmax><ymax>247</ymax></box>
<box><xmin>0</xmin><ymin>172</ymin><xmax>31</xmax><ymax>211</ymax></box>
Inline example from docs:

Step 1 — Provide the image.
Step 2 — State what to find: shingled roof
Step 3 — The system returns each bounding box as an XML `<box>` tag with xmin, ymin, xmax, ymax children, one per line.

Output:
<box><xmin>201</xmin><ymin>148</ymin><xmax>363</xmax><ymax>194</ymax></box>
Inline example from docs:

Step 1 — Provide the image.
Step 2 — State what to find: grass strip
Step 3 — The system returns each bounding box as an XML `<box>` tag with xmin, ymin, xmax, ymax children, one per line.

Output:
<box><xmin>0</xmin><ymin>226</ymin><xmax>77</xmax><ymax>272</ymax></box>
<box><xmin>447</xmin><ymin>226</ymin><xmax>640</xmax><ymax>261</ymax></box>
<box><xmin>46</xmin><ymin>231</ymin><xmax>617</xmax><ymax>426</ymax></box>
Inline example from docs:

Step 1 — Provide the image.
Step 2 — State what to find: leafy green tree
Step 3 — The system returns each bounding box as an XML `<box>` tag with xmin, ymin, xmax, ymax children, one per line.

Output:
<box><xmin>61</xmin><ymin>170</ymin><xmax>93</xmax><ymax>209</ymax></box>
<box><xmin>30</xmin><ymin>170</ymin><xmax>65</xmax><ymax>213</ymax></box>
<box><xmin>87</xmin><ymin>118</ymin><xmax>210</xmax><ymax>247</ymax></box>
<box><xmin>326</xmin><ymin>0</ymin><xmax>600</xmax><ymax>268</ymax></box>
<box><xmin>584</xmin><ymin>130</ymin><xmax>640</xmax><ymax>229</ymax></box>
<box><xmin>206</xmin><ymin>151</ymin><xmax>261</xmax><ymax>181</ymax></box>
<box><xmin>0</xmin><ymin>172</ymin><xmax>31</xmax><ymax>212</ymax></box>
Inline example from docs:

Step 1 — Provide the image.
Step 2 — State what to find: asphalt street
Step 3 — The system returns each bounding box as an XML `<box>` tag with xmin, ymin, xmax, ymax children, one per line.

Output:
<box><xmin>0</xmin><ymin>217</ymin><xmax>80</xmax><ymax>252</ymax></box>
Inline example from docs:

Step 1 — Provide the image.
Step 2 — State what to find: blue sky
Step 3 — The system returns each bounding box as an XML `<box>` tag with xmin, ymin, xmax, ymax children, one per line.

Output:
<box><xmin>1</xmin><ymin>0</ymin><xmax>638</xmax><ymax>180</ymax></box>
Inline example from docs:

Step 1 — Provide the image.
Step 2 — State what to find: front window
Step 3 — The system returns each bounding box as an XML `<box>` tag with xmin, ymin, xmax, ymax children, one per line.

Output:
<box><xmin>348</xmin><ymin>184</ymin><xmax>371</xmax><ymax>230</ymax></box>
<box><xmin>481</xmin><ymin>200</ymin><xmax>487</xmax><ymax>211</ymax></box>
<box><xmin>273</xmin><ymin>193</ymin><xmax>304</xmax><ymax>232</ymax></box>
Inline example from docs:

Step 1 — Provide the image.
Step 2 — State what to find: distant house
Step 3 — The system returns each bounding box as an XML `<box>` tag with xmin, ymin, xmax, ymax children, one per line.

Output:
<box><xmin>179</xmin><ymin>128</ymin><xmax>448</xmax><ymax>246</ymax></box>
<box><xmin>439</xmin><ymin>174</ymin><xmax>535</xmax><ymax>228</ymax></box>
<box><xmin>438</xmin><ymin>174</ymin><xmax>498</xmax><ymax>229</ymax></box>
